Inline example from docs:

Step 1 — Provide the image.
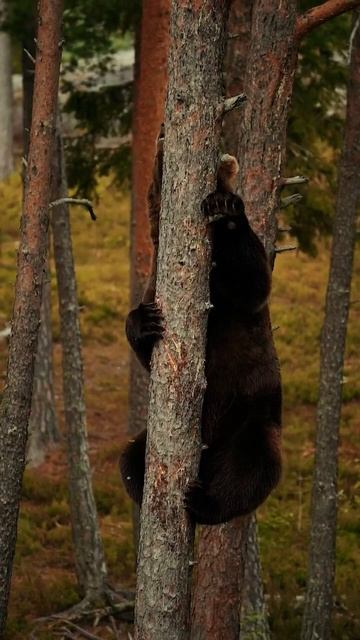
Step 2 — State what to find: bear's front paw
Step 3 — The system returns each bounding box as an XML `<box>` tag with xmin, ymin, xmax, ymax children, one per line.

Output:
<box><xmin>126</xmin><ymin>302</ymin><xmax>165</xmax><ymax>345</ymax></box>
<box><xmin>201</xmin><ymin>191</ymin><xmax>244</xmax><ymax>222</ymax></box>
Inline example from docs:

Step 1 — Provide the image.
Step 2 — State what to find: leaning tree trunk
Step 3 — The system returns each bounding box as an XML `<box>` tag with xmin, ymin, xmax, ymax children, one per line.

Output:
<box><xmin>134</xmin><ymin>2</ymin><xmax>231</xmax><ymax>639</ymax></box>
<box><xmin>0</xmin><ymin>0</ymin><xmax>63</xmax><ymax>632</ymax></box>
<box><xmin>0</xmin><ymin>0</ymin><xmax>13</xmax><ymax>179</ymax></box>
<box><xmin>27</xmin><ymin>262</ymin><xmax>59</xmax><ymax>467</ymax></box>
<box><xmin>301</xmin><ymin>11</ymin><xmax>360</xmax><ymax>640</ymax></box>
<box><xmin>191</xmin><ymin>4</ymin><xmax>254</xmax><ymax>639</ymax></box>
<box><xmin>51</xmin><ymin>120</ymin><xmax>108</xmax><ymax>604</ymax></box>
<box><xmin>21</xmin><ymin>8</ymin><xmax>59</xmax><ymax>467</ymax></box>
<box><xmin>128</xmin><ymin>0</ymin><xmax>170</xmax><ymax>553</ymax></box>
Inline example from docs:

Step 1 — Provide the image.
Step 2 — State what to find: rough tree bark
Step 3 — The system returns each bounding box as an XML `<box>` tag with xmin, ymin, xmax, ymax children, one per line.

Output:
<box><xmin>128</xmin><ymin>0</ymin><xmax>170</xmax><ymax>553</ymax></box>
<box><xmin>223</xmin><ymin>0</ymin><xmax>253</xmax><ymax>156</ymax></box>
<box><xmin>0</xmin><ymin>0</ymin><xmax>63</xmax><ymax>632</ymax></box>
<box><xmin>191</xmin><ymin>516</ymin><xmax>251</xmax><ymax>640</ymax></box>
<box><xmin>190</xmin><ymin>4</ymin><xmax>255</xmax><ymax>639</ymax></box>
<box><xmin>27</xmin><ymin>263</ymin><xmax>59</xmax><ymax>467</ymax></box>
<box><xmin>301</xmin><ymin>11</ymin><xmax>360</xmax><ymax>640</ymax></box>
<box><xmin>134</xmin><ymin>2</ymin><xmax>231</xmax><ymax>638</ymax></box>
<box><xmin>24</xmin><ymin>8</ymin><xmax>59</xmax><ymax>466</ymax></box>
<box><xmin>0</xmin><ymin>0</ymin><xmax>14</xmax><ymax>179</ymax></box>
<box><xmin>51</xmin><ymin>121</ymin><xmax>108</xmax><ymax>604</ymax></box>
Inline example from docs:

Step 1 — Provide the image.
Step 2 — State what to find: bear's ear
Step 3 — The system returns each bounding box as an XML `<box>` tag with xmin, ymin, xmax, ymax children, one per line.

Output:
<box><xmin>217</xmin><ymin>154</ymin><xmax>239</xmax><ymax>192</ymax></box>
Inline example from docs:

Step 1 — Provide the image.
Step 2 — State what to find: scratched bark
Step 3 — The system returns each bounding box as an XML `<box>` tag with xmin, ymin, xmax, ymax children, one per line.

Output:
<box><xmin>0</xmin><ymin>0</ymin><xmax>63</xmax><ymax>632</ymax></box>
<box><xmin>129</xmin><ymin>0</ymin><xmax>170</xmax><ymax>554</ymax></box>
<box><xmin>134</xmin><ymin>2</ymin><xmax>231</xmax><ymax>639</ymax></box>
<box><xmin>301</xmin><ymin>12</ymin><xmax>360</xmax><ymax>640</ymax></box>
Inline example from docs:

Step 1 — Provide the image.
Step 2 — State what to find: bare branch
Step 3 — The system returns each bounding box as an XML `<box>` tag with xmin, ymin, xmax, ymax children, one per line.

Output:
<box><xmin>281</xmin><ymin>193</ymin><xmax>303</xmax><ymax>208</ymax></box>
<box><xmin>296</xmin><ymin>0</ymin><xmax>360</xmax><ymax>41</ymax></box>
<box><xmin>280</xmin><ymin>175</ymin><xmax>309</xmax><ymax>187</ymax></box>
<box><xmin>49</xmin><ymin>197</ymin><xmax>96</xmax><ymax>220</ymax></box>
<box><xmin>278</xmin><ymin>227</ymin><xmax>292</xmax><ymax>233</ymax></box>
<box><xmin>23</xmin><ymin>47</ymin><xmax>36</xmax><ymax>65</ymax></box>
<box><xmin>224</xmin><ymin>93</ymin><xmax>247</xmax><ymax>113</ymax></box>
<box><xmin>275</xmin><ymin>245</ymin><xmax>298</xmax><ymax>254</ymax></box>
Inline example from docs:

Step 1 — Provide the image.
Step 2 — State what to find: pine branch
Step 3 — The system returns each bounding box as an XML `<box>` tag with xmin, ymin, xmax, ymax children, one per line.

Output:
<box><xmin>296</xmin><ymin>0</ymin><xmax>360</xmax><ymax>41</ymax></box>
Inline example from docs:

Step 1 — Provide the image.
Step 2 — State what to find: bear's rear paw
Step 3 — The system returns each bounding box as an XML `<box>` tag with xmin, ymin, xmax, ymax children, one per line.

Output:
<box><xmin>184</xmin><ymin>480</ymin><xmax>221</xmax><ymax>525</ymax></box>
<box><xmin>201</xmin><ymin>191</ymin><xmax>244</xmax><ymax>222</ymax></box>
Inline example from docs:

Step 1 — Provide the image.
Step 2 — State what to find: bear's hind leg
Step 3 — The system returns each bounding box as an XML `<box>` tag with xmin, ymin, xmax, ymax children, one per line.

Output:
<box><xmin>184</xmin><ymin>425</ymin><xmax>281</xmax><ymax>525</ymax></box>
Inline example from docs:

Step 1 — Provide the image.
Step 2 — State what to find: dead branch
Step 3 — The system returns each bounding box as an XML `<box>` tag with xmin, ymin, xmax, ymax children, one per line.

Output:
<box><xmin>224</xmin><ymin>93</ymin><xmax>247</xmax><ymax>113</ymax></box>
<box><xmin>49</xmin><ymin>197</ymin><xmax>97</xmax><ymax>220</ymax></box>
<box><xmin>281</xmin><ymin>193</ymin><xmax>303</xmax><ymax>207</ymax></box>
<box><xmin>23</xmin><ymin>47</ymin><xmax>36</xmax><ymax>65</ymax></box>
<box><xmin>275</xmin><ymin>245</ymin><xmax>298</xmax><ymax>254</ymax></box>
<box><xmin>280</xmin><ymin>175</ymin><xmax>308</xmax><ymax>187</ymax></box>
<box><xmin>296</xmin><ymin>0</ymin><xmax>360</xmax><ymax>41</ymax></box>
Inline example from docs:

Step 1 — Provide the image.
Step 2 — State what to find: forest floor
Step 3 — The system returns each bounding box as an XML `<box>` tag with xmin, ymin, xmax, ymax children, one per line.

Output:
<box><xmin>0</xmin><ymin>173</ymin><xmax>359</xmax><ymax>639</ymax></box>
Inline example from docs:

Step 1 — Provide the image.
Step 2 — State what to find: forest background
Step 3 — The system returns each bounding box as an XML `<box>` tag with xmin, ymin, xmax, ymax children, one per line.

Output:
<box><xmin>0</xmin><ymin>0</ymin><xmax>359</xmax><ymax>638</ymax></box>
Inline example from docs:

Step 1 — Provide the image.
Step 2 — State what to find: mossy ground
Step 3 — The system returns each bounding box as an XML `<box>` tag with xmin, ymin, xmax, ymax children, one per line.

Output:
<box><xmin>0</xmin><ymin>173</ymin><xmax>359</xmax><ymax>638</ymax></box>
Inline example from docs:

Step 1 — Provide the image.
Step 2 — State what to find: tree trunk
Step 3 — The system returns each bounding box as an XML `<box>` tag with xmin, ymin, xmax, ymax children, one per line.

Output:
<box><xmin>0</xmin><ymin>0</ymin><xmax>13</xmax><ymax>179</ymax></box>
<box><xmin>23</xmin><ymin>8</ymin><xmax>59</xmax><ymax>467</ymax></box>
<box><xmin>134</xmin><ymin>2</ymin><xmax>231</xmax><ymax>638</ymax></box>
<box><xmin>223</xmin><ymin>0</ymin><xmax>253</xmax><ymax>156</ymax></box>
<box><xmin>239</xmin><ymin>0</ymin><xmax>298</xmax><ymax>250</ymax></box>
<box><xmin>301</xmin><ymin>12</ymin><xmax>360</xmax><ymax>640</ymax></box>
<box><xmin>191</xmin><ymin>5</ymin><xmax>254</xmax><ymax>639</ymax></box>
<box><xmin>240</xmin><ymin>516</ymin><xmax>270</xmax><ymax>639</ymax></box>
<box><xmin>0</xmin><ymin>0</ymin><xmax>63</xmax><ymax>632</ymax></box>
<box><xmin>27</xmin><ymin>261</ymin><xmax>59</xmax><ymax>467</ymax></box>
<box><xmin>51</xmin><ymin>120</ymin><xmax>108</xmax><ymax>603</ymax></box>
<box><xmin>129</xmin><ymin>0</ymin><xmax>170</xmax><ymax>554</ymax></box>
<box><xmin>191</xmin><ymin>516</ymin><xmax>251</xmax><ymax>640</ymax></box>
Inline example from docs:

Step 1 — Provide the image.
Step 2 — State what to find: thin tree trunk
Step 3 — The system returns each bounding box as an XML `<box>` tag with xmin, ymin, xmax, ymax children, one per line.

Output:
<box><xmin>0</xmin><ymin>0</ymin><xmax>63</xmax><ymax>632</ymax></box>
<box><xmin>191</xmin><ymin>5</ymin><xmax>254</xmax><ymax>638</ymax></box>
<box><xmin>27</xmin><ymin>263</ymin><xmax>59</xmax><ymax>467</ymax></box>
<box><xmin>301</xmin><ymin>12</ymin><xmax>360</xmax><ymax>640</ymax></box>
<box><xmin>129</xmin><ymin>0</ymin><xmax>170</xmax><ymax>554</ymax></box>
<box><xmin>23</xmin><ymin>9</ymin><xmax>59</xmax><ymax>466</ymax></box>
<box><xmin>134</xmin><ymin>2</ymin><xmax>231</xmax><ymax>638</ymax></box>
<box><xmin>51</xmin><ymin>120</ymin><xmax>108</xmax><ymax>603</ymax></box>
<box><xmin>240</xmin><ymin>516</ymin><xmax>270</xmax><ymax>639</ymax></box>
<box><xmin>0</xmin><ymin>0</ymin><xmax>13</xmax><ymax>179</ymax></box>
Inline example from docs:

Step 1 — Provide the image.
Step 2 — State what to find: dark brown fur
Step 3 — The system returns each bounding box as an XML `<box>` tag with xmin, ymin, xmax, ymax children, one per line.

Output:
<box><xmin>121</xmin><ymin>140</ymin><xmax>282</xmax><ymax>525</ymax></box>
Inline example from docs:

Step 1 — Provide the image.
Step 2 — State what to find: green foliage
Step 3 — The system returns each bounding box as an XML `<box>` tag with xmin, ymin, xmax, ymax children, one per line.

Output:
<box><xmin>286</xmin><ymin>6</ymin><xmax>351</xmax><ymax>253</ymax></box>
<box><xmin>64</xmin><ymin>82</ymin><xmax>132</xmax><ymax>196</ymax></box>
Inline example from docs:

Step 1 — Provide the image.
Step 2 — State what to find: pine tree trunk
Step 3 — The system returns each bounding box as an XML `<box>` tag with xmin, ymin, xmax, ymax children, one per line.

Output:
<box><xmin>240</xmin><ymin>516</ymin><xmax>270</xmax><ymax>639</ymax></box>
<box><xmin>51</xmin><ymin>121</ymin><xmax>108</xmax><ymax>603</ymax></box>
<box><xmin>129</xmin><ymin>0</ymin><xmax>170</xmax><ymax>553</ymax></box>
<box><xmin>134</xmin><ymin>2</ymin><xmax>231</xmax><ymax>638</ymax></box>
<box><xmin>223</xmin><ymin>0</ymin><xmax>253</xmax><ymax>156</ymax></box>
<box><xmin>239</xmin><ymin>0</ymin><xmax>298</xmax><ymax>250</ymax></box>
<box><xmin>191</xmin><ymin>5</ymin><xmax>254</xmax><ymax>638</ymax></box>
<box><xmin>0</xmin><ymin>0</ymin><xmax>13</xmax><ymax>179</ymax></box>
<box><xmin>191</xmin><ymin>516</ymin><xmax>250</xmax><ymax>640</ymax></box>
<box><xmin>27</xmin><ymin>262</ymin><xmax>59</xmax><ymax>467</ymax></box>
<box><xmin>236</xmin><ymin>2</ymin><xmax>298</xmax><ymax>636</ymax></box>
<box><xmin>301</xmin><ymin>12</ymin><xmax>360</xmax><ymax>640</ymax></box>
<box><xmin>22</xmin><ymin>8</ymin><xmax>59</xmax><ymax>467</ymax></box>
<box><xmin>0</xmin><ymin>1</ymin><xmax>63</xmax><ymax>632</ymax></box>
